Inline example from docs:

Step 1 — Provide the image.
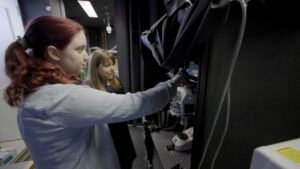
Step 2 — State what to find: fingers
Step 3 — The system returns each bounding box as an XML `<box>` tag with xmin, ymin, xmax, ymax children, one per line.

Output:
<box><xmin>172</xmin><ymin>68</ymin><xmax>186</xmax><ymax>86</ymax></box>
<box><xmin>177</xmin><ymin>68</ymin><xmax>183</xmax><ymax>75</ymax></box>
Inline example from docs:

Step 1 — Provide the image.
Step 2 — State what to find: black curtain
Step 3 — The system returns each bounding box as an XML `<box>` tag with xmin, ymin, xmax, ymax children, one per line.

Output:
<box><xmin>192</xmin><ymin>1</ymin><xmax>300</xmax><ymax>169</ymax></box>
<box><xmin>115</xmin><ymin>0</ymin><xmax>167</xmax><ymax>92</ymax></box>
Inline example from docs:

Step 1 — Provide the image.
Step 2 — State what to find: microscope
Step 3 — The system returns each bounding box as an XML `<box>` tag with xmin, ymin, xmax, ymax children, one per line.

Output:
<box><xmin>168</xmin><ymin>86</ymin><xmax>196</xmax><ymax>151</ymax></box>
<box><xmin>170</xmin><ymin>86</ymin><xmax>196</xmax><ymax>128</ymax></box>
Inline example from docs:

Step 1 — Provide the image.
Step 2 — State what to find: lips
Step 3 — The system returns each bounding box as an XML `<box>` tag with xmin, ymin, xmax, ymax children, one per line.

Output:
<box><xmin>108</xmin><ymin>73</ymin><xmax>114</xmax><ymax>77</ymax></box>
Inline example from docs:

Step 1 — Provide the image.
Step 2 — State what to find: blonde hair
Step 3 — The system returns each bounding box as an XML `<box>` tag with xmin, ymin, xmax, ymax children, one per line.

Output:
<box><xmin>88</xmin><ymin>49</ymin><xmax>121</xmax><ymax>91</ymax></box>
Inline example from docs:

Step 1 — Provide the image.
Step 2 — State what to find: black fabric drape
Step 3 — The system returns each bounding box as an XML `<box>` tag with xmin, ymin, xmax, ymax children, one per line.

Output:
<box><xmin>141</xmin><ymin>0</ymin><xmax>227</xmax><ymax>70</ymax></box>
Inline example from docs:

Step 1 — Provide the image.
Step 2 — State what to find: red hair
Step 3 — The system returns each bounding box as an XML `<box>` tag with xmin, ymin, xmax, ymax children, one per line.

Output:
<box><xmin>5</xmin><ymin>15</ymin><xmax>83</xmax><ymax>107</ymax></box>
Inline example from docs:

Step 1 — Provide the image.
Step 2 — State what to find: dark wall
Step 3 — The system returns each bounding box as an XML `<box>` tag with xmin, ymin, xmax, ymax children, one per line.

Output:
<box><xmin>18</xmin><ymin>0</ymin><xmax>51</xmax><ymax>26</ymax></box>
<box><xmin>87</xmin><ymin>27</ymin><xmax>116</xmax><ymax>49</ymax></box>
<box><xmin>86</xmin><ymin>27</ymin><xmax>102</xmax><ymax>47</ymax></box>
<box><xmin>193</xmin><ymin>1</ymin><xmax>300</xmax><ymax>169</ymax></box>
<box><xmin>114</xmin><ymin>0</ymin><xmax>131</xmax><ymax>92</ymax></box>
<box><xmin>107</xmin><ymin>31</ymin><xmax>117</xmax><ymax>50</ymax></box>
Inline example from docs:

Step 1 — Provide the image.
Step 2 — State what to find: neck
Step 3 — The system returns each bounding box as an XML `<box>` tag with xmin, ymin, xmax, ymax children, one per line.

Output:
<box><xmin>103</xmin><ymin>80</ymin><xmax>110</xmax><ymax>86</ymax></box>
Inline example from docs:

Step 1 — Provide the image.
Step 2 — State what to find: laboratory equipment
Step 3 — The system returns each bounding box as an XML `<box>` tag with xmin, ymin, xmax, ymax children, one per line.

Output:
<box><xmin>172</xmin><ymin>127</ymin><xmax>194</xmax><ymax>151</ymax></box>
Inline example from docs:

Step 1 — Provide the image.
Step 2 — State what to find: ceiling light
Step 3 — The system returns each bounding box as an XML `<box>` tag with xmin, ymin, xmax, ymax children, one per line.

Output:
<box><xmin>77</xmin><ymin>0</ymin><xmax>98</xmax><ymax>18</ymax></box>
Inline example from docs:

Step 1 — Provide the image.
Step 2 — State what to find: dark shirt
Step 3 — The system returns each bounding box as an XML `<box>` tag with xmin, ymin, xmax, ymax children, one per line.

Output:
<box><xmin>106</xmin><ymin>81</ymin><xmax>136</xmax><ymax>169</ymax></box>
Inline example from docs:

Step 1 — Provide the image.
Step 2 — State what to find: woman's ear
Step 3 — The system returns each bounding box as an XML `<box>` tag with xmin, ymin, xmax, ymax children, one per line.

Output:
<box><xmin>46</xmin><ymin>46</ymin><xmax>60</xmax><ymax>62</ymax></box>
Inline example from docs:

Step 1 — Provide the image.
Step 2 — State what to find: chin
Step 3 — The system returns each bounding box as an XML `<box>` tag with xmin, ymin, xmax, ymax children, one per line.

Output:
<box><xmin>79</xmin><ymin>69</ymin><xmax>84</xmax><ymax>74</ymax></box>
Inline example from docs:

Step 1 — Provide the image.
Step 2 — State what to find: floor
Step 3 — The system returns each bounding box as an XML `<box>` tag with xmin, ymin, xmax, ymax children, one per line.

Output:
<box><xmin>129</xmin><ymin>125</ymin><xmax>191</xmax><ymax>169</ymax></box>
<box><xmin>128</xmin><ymin>125</ymin><xmax>148</xmax><ymax>169</ymax></box>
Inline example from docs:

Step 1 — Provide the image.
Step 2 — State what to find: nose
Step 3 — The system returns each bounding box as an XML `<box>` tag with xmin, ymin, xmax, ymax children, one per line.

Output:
<box><xmin>110</xmin><ymin>65</ymin><xmax>114</xmax><ymax>71</ymax></box>
<box><xmin>83</xmin><ymin>51</ymin><xmax>89</xmax><ymax>62</ymax></box>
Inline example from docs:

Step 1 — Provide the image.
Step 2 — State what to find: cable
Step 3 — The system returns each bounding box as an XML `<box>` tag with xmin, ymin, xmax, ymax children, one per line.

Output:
<box><xmin>211</xmin><ymin>0</ymin><xmax>232</xmax><ymax>9</ymax></box>
<box><xmin>197</xmin><ymin>0</ymin><xmax>248</xmax><ymax>169</ymax></box>
<box><xmin>210</xmin><ymin>86</ymin><xmax>230</xmax><ymax>169</ymax></box>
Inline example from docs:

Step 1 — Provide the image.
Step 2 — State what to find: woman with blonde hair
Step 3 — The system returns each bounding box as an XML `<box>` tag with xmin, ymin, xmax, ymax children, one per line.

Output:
<box><xmin>87</xmin><ymin>49</ymin><xmax>122</xmax><ymax>92</ymax></box>
<box><xmin>87</xmin><ymin>49</ymin><xmax>136</xmax><ymax>169</ymax></box>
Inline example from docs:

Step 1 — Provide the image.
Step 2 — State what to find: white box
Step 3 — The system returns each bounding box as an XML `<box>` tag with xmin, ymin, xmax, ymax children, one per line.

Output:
<box><xmin>250</xmin><ymin>138</ymin><xmax>300</xmax><ymax>169</ymax></box>
<box><xmin>0</xmin><ymin>147</ymin><xmax>17</xmax><ymax>166</ymax></box>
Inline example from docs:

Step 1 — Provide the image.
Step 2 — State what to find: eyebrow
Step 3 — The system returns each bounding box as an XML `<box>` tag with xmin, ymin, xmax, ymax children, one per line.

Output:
<box><xmin>76</xmin><ymin>45</ymin><xmax>86</xmax><ymax>49</ymax></box>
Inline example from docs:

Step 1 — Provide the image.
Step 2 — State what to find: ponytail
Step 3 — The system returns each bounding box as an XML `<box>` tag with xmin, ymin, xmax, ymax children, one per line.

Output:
<box><xmin>5</xmin><ymin>42</ymin><xmax>30</xmax><ymax>107</ymax></box>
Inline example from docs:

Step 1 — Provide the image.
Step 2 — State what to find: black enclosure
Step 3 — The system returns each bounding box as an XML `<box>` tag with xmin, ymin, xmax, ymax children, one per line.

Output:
<box><xmin>115</xmin><ymin>0</ymin><xmax>300</xmax><ymax>169</ymax></box>
<box><xmin>192</xmin><ymin>1</ymin><xmax>300</xmax><ymax>169</ymax></box>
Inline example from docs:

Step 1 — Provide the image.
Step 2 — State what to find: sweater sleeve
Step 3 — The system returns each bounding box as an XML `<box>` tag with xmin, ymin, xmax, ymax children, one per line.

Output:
<box><xmin>47</xmin><ymin>79</ymin><xmax>177</xmax><ymax>128</ymax></box>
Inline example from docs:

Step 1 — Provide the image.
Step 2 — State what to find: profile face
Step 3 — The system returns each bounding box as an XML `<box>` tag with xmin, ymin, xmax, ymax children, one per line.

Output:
<box><xmin>57</xmin><ymin>31</ymin><xmax>89</xmax><ymax>76</ymax></box>
<box><xmin>98</xmin><ymin>58</ymin><xmax>115</xmax><ymax>82</ymax></box>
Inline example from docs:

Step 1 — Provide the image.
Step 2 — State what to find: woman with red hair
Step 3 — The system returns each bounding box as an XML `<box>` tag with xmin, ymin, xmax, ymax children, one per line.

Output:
<box><xmin>4</xmin><ymin>15</ymin><xmax>182</xmax><ymax>169</ymax></box>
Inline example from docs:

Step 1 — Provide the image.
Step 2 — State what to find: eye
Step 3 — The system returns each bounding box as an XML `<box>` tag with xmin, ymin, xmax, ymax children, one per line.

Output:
<box><xmin>105</xmin><ymin>64</ymin><xmax>112</xmax><ymax>67</ymax></box>
<box><xmin>77</xmin><ymin>46</ymin><xmax>86</xmax><ymax>53</ymax></box>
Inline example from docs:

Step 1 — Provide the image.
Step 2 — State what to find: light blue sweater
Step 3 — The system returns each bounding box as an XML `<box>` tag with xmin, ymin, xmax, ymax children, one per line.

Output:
<box><xmin>17</xmin><ymin>80</ymin><xmax>177</xmax><ymax>169</ymax></box>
